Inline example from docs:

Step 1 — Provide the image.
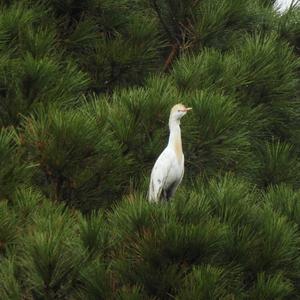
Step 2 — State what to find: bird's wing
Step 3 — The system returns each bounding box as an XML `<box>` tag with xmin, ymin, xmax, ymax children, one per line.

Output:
<box><xmin>165</xmin><ymin>154</ymin><xmax>184</xmax><ymax>199</ymax></box>
<box><xmin>179</xmin><ymin>154</ymin><xmax>184</xmax><ymax>183</ymax></box>
<box><xmin>148</xmin><ymin>148</ymin><xmax>174</xmax><ymax>202</ymax></box>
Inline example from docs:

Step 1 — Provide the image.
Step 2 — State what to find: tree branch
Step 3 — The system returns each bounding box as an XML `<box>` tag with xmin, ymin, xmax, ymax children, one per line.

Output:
<box><xmin>150</xmin><ymin>0</ymin><xmax>174</xmax><ymax>41</ymax></box>
<box><xmin>163</xmin><ymin>43</ymin><xmax>179</xmax><ymax>72</ymax></box>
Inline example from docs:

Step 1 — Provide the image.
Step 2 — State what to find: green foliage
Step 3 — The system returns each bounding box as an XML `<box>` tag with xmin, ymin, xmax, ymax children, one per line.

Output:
<box><xmin>79</xmin><ymin>210</ymin><xmax>110</xmax><ymax>257</ymax></box>
<box><xmin>116</xmin><ymin>285</ymin><xmax>151</xmax><ymax>300</ymax></box>
<box><xmin>0</xmin><ymin>3</ymin><xmax>39</xmax><ymax>52</ymax></box>
<box><xmin>109</xmin><ymin>190</ymin><xmax>225</xmax><ymax>297</ymax></box>
<box><xmin>148</xmin><ymin>0</ymin><xmax>274</xmax><ymax>53</ymax></box>
<box><xmin>107</xmin><ymin>76</ymin><xmax>176</xmax><ymax>173</ymax></box>
<box><xmin>176</xmin><ymin>265</ymin><xmax>243</xmax><ymax>299</ymax></box>
<box><xmin>252</xmin><ymin>140</ymin><xmax>300</xmax><ymax>188</ymax></box>
<box><xmin>0</xmin><ymin>128</ymin><xmax>32</xmax><ymax>199</ymax></box>
<box><xmin>172</xmin><ymin>33</ymin><xmax>300</xmax><ymax>142</ymax></box>
<box><xmin>0</xmin><ymin>0</ymin><xmax>300</xmax><ymax>298</ymax></box>
<box><xmin>182</xmin><ymin>90</ymin><xmax>251</xmax><ymax>177</ymax></box>
<box><xmin>1</xmin><ymin>177</ymin><xmax>300</xmax><ymax>298</ymax></box>
<box><xmin>0</xmin><ymin>201</ymin><xmax>18</xmax><ymax>255</ymax></box>
<box><xmin>250</xmin><ymin>272</ymin><xmax>294</xmax><ymax>299</ymax></box>
<box><xmin>76</xmin><ymin>258</ymin><xmax>112</xmax><ymax>300</ymax></box>
<box><xmin>202</xmin><ymin>176</ymin><xmax>256</xmax><ymax>226</ymax></box>
<box><xmin>0</xmin><ymin>257</ymin><xmax>21</xmax><ymax>300</ymax></box>
<box><xmin>0</xmin><ymin>3</ymin><xmax>90</xmax><ymax>125</ymax></box>
<box><xmin>172</xmin><ymin>49</ymin><xmax>237</xmax><ymax>92</ymax></box>
<box><xmin>20</xmin><ymin>206</ymin><xmax>84</xmax><ymax>299</ymax></box>
<box><xmin>80</xmin><ymin>14</ymin><xmax>163</xmax><ymax>92</ymax></box>
<box><xmin>278</xmin><ymin>6</ymin><xmax>300</xmax><ymax>54</ymax></box>
<box><xmin>264</xmin><ymin>184</ymin><xmax>300</xmax><ymax>225</ymax></box>
<box><xmin>0</xmin><ymin>54</ymin><xmax>90</xmax><ymax>126</ymax></box>
<box><xmin>191</xmin><ymin>0</ymin><xmax>254</xmax><ymax>50</ymax></box>
<box><xmin>20</xmin><ymin>105</ymin><xmax>131</xmax><ymax>210</ymax></box>
<box><xmin>11</xmin><ymin>187</ymin><xmax>45</xmax><ymax>226</ymax></box>
<box><xmin>235</xmin><ymin>33</ymin><xmax>299</xmax><ymax>104</ymax></box>
<box><xmin>105</xmin><ymin>176</ymin><xmax>300</xmax><ymax>298</ymax></box>
<box><xmin>251</xmin><ymin>206</ymin><xmax>300</xmax><ymax>274</ymax></box>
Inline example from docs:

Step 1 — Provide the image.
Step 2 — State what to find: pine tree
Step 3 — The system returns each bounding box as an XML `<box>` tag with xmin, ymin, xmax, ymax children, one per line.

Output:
<box><xmin>0</xmin><ymin>0</ymin><xmax>299</xmax><ymax>299</ymax></box>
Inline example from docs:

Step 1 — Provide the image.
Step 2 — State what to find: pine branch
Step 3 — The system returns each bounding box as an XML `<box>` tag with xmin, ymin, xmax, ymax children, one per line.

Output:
<box><xmin>150</xmin><ymin>0</ymin><xmax>175</xmax><ymax>41</ymax></box>
<box><xmin>163</xmin><ymin>43</ymin><xmax>179</xmax><ymax>72</ymax></box>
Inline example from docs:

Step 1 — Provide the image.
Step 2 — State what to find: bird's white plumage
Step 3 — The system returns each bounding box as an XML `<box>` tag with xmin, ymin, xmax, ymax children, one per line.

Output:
<box><xmin>148</xmin><ymin>147</ymin><xmax>184</xmax><ymax>202</ymax></box>
<box><xmin>148</xmin><ymin>103</ymin><xmax>191</xmax><ymax>202</ymax></box>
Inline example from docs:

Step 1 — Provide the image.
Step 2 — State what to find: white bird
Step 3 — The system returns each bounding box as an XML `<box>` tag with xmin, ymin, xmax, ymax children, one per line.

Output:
<box><xmin>148</xmin><ymin>103</ymin><xmax>192</xmax><ymax>202</ymax></box>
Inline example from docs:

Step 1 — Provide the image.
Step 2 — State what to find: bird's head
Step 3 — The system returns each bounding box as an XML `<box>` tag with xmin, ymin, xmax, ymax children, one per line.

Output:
<box><xmin>170</xmin><ymin>103</ymin><xmax>192</xmax><ymax>123</ymax></box>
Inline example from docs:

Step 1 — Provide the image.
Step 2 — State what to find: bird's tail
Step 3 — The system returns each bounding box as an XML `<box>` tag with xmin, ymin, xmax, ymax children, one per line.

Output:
<box><xmin>148</xmin><ymin>177</ymin><xmax>162</xmax><ymax>203</ymax></box>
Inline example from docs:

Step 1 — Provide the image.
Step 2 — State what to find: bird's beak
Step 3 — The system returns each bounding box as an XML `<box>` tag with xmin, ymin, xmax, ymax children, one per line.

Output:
<box><xmin>184</xmin><ymin>107</ymin><xmax>192</xmax><ymax>112</ymax></box>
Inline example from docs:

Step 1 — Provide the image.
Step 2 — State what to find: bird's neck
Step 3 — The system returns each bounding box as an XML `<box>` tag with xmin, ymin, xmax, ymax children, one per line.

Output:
<box><xmin>168</xmin><ymin>120</ymin><xmax>183</xmax><ymax>161</ymax></box>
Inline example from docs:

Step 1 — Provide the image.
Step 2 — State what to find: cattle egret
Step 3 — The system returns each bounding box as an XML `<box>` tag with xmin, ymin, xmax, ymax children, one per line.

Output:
<box><xmin>148</xmin><ymin>103</ymin><xmax>192</xmax><ymax>202</ymax></box>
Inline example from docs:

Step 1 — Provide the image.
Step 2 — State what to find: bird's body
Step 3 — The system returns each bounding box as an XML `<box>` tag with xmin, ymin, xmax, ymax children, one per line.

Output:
<box><xmin>149</xmin><ymin>146</ymin><xmax>184</xmax><ymax>202</ymax></box>
<box><xmin>148</xmin><ymin>104</ymin><xmax>191</xmax><ymax>202</ymax></box>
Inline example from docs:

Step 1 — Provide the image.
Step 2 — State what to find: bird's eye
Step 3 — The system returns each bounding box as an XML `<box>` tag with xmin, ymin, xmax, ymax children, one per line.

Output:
<box><xmin>177</xmin><ymin>110</ymin><xmax>181</xmax><ymax>112</ymax></box>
